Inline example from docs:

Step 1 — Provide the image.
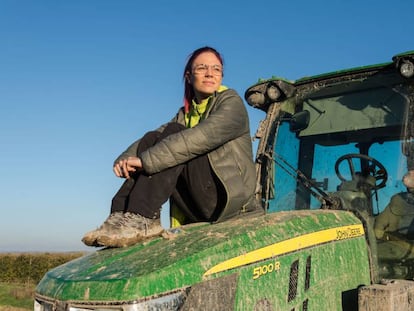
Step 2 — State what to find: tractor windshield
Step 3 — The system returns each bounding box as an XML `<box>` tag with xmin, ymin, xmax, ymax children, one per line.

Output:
<box><xmin>268</xmin><ymin>83</ymin><xmax>409</xmax><ymax>213</ymax></box>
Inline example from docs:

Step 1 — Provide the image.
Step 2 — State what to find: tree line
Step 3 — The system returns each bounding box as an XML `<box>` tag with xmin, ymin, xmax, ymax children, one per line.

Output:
<box><xmin>0</xmin><ymin>252</ymin><xmax>84</xmax><ymax>284</ymax></box>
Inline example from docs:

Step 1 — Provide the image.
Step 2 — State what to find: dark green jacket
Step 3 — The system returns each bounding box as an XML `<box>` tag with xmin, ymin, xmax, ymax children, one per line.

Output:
<box><xmin>115</xmin><ymin>89</ymin><xmax>257</xmax><ymax>221</ymax></box>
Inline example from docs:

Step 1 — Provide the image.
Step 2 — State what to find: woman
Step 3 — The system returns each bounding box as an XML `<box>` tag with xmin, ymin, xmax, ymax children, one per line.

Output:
<box><xmin>82</xmin><ymin>46</ymin><xmax>257</xmax><ymax>248</ymax></box>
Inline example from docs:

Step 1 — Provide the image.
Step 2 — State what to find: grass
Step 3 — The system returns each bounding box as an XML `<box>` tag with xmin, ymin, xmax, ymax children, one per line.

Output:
<box><xmin>0</xmin><ymin>282</ymin><xmax>34</xmax><ymax>310</ymax></box>
<box><xmin>0</xmin><ymin>252</ymin><xmax>87</xmax><ymax>311</ymax></box>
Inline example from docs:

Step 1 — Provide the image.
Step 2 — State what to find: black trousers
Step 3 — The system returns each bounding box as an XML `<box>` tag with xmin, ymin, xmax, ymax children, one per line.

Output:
<box><xmin>110</xmin><ymin>123</ymin><xmax>220</xmax><ymax>222</ymax></box>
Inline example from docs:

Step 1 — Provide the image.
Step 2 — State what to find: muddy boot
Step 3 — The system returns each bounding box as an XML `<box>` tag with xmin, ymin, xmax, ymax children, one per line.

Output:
<box><xmin>82</xmin><ymin>212</ymin><xmax>124</xmax><ymax>247</ymax></box>
<box><xmin>96</xmin><ymin>212</ymin><xmax>164</xmax><ymax>248</ymax></box>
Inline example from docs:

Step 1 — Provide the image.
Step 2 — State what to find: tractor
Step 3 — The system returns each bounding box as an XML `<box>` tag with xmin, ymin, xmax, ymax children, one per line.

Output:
<box><xmin>35</xmin><ymin>51</ymin><xmax>414</xmax><ymax>310</ymax></box>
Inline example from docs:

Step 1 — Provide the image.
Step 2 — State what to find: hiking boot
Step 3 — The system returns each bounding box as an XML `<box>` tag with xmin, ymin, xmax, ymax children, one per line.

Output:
<box><xmin>96</xmin><ymin>212</ymin><xmax>164</xmax><ymax>248</ymax></box>
<box><xmin>81</xmin><ymin>212</ymin><xmax>124</xmax><ymax>247</ymax></box>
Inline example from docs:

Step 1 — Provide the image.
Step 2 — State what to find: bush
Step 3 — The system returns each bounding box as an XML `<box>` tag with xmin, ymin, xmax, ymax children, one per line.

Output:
<box><xmin>0</xmin><ymin>253</ymin><xmax>84</xmax><ymax>284</ymax></box>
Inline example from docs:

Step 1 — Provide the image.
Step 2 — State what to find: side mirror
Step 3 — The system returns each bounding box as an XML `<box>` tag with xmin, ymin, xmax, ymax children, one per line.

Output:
<box><xmin>290</xmin><ymin>110</ymin><xmax>310</xmax><ymax>132</ymax></box>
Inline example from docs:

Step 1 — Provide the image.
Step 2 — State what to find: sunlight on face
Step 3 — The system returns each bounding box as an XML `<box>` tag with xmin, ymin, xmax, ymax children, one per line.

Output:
<box><xmin>189</xmin><ymin>52</ymin><xmax>223</xmax><ymax>102</ymax></box>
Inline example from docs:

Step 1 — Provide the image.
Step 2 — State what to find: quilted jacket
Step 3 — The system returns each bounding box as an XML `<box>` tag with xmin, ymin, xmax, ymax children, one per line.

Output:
<box><xmin>115</xmin><ymin>88</ymin><xmax>257</xmax><ymax>221</ymax></box>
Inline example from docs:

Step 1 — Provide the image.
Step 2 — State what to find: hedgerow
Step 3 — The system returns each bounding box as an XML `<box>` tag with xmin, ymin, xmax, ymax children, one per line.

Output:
<box><xmin>0</xmin><ymin>253</ymin><xmax>84</xmax><ymax>284</ymax></box>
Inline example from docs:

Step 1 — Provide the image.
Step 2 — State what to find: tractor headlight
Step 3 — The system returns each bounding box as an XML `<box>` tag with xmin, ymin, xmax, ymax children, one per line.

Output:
<box><xmin>34</xmin><ymin>299</ymin><xmax>53</xmax><ymax>311</ymax></box>
<box><xmin>246</xmin><ymin>91</ymin><xmax>266</xmax><ymax>108</ymax></box>
<box><xmin>266</xmin><ymin>83</ymin><xmax>282</xmax><ymax>101</ymax></box>
<box><xmin>398</xmin><ymin>59</ymin><xmax>414</xmax><ymax>78</ymax></box>
<box><xmin>34</xmin><ymin>290</ymin><xmax>187</xmax><ymax>311</ymax></box>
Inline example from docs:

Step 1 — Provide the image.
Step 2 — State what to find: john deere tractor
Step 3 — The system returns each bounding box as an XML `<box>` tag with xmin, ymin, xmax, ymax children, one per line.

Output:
<box><xmin>35</xmin><ymin>51</ymin><xmax>414</xmax><ymax>310</ymax></box>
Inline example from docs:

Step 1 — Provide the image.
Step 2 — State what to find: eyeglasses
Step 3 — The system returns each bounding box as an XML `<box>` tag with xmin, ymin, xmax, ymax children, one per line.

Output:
<box><xmin>192</xmin><ymin>64</ymin><xmax>223</xmax><ymax>76</ymax></box>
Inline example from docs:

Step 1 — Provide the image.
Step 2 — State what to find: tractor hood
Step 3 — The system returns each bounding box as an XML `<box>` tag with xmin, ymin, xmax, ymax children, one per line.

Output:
<box><xmin>36</xmin><ymin>210</ymin><xmax>365</xmax><ymax>303</ymax></box>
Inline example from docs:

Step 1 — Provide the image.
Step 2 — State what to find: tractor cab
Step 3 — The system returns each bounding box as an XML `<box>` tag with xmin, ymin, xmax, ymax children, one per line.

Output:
<box><xmin>245</xmin><ymin>50</ymin><xmax>414</xmax><ymax>281</ymax></box>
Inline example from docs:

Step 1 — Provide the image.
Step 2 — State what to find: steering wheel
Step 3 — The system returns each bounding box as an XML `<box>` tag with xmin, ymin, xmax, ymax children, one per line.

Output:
<box><xmin>335</xmin><ymin>153</ymin><xmax>388</xmax><ymax>190</ymax></box>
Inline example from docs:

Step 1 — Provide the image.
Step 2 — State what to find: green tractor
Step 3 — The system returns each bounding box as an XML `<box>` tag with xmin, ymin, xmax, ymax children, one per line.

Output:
<box><xmin>35</xmin><ymin>51</ymin><xmax>414</xmax><ymax>310</ymax></box>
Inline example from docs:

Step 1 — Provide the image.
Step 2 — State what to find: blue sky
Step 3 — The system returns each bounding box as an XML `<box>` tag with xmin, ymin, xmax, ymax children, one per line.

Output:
<box><xmin>1</xmin><ymin>0</ymin><xmax>413</xmax><ymax>252</ymax></box>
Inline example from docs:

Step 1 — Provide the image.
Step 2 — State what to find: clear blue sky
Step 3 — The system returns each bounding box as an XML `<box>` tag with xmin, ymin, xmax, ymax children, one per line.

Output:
<box><xmin>1</xmin><ymin>0</ymin><xmax>413</xmax><ymax>252</ymax></box>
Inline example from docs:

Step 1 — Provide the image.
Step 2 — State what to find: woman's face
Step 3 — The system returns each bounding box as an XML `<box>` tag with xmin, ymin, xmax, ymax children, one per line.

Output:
<box><xmin>188</xmin><ymin>51</ymin><xmax>223</xmax><ymax>102</ymax></box>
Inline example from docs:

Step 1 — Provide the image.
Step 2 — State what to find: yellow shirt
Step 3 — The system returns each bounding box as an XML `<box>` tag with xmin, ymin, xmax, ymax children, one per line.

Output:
<box><xmin>172</xmin><ymin>85</ymin><xmax>228</xmax><ymax>227</ymax></box>
<box><xmin>185</xmin><ymin>85</ymin><xmax>228</xmax><ymax>128</ymax></box>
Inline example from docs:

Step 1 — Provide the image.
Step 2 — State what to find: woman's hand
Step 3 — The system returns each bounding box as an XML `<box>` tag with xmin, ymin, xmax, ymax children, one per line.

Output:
<box><xmin>113</xmin><ymin>156</ymin><xmax>143</xmax><ymax>178</ymax></box>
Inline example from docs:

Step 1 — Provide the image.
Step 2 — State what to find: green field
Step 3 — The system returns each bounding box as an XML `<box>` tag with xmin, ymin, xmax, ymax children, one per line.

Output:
<box><xmin>0</xmin><ymin>282</ymin><xmax>34</xmax><ymax>310</ymax></box>
<box><xmin>0</xmin><ymin>252</ymin><xmax>85</xmax><ymax>310</ymax></box>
